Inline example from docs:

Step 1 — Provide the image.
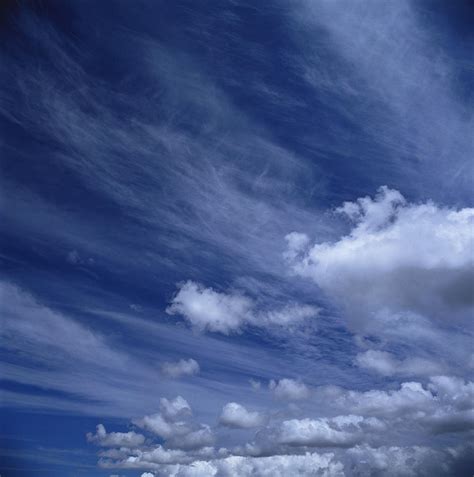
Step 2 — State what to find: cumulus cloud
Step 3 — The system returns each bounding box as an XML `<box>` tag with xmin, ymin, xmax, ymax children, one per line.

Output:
<box><xmin>346</xmin><ymin>444</ymin><xmax>452</xmax><ymax>477</ymax></box>
<box><xmin>269</xmin><ymin>378</ymin><xmax>310</xmax><ymax>401</ymax></box>
<box><xmin>166</xmin><ymin>281</ymin><xmax>318</xmax><ymax>334</ymax></box>
<box><xmin>87</xmin><ymin>424</ymin><xmax>145</xmax><ymax>448</ymax></box>
<box><xmin>159</xmin><ymin>396</ymin><xmax>192</xmax><ymax>421</ymax></box>
<box><xmin>355</xmin><ymin>350</ymin><xmax>445</xmax><ymax>377</ymax></box>
<box><xmin>249</xmin><ymin>379</ymin><xmax>262</xmax><ymax>391</ymax></box>
<box><xmin>333</xmin><ymin>376</ymin><xmax>474</xmax><ymax>435</ymax></box>
<box><xmin>285</xmin><ymin>186</ymin><xmax>474</xmax><ymax>332</ymax></box>
<box><xmin>142</xmin><ymin>452</ymin><xmax>344</xmax><ymax>477</ymax></box>
<box><xmin>90</xmin><ymin>376</ymin><xmax>474</xmax><ymax>474</ymax></box>
<box><xmin>133</xmin><ymin>396</ymin><xmax>214</xmax><ymax>450</ymax></box>
<box><xmin>278</xmin><ymin>417</ymin><xmax>362</xmax><ymax>448</ymax></box>
<box><xmin>161</xmin><ymin>359</ymin><xmax>200</xmax><ymax>378</ymax></box>
<box><xmin>219</xmin><ymin>402</ymin><xmax>264</xmax><ymax>429</ymax></box>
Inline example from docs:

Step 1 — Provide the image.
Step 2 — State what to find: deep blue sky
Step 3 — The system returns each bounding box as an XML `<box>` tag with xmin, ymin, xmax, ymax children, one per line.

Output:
<box><xmin>1</xmin><ymin>1</ymin><xmax>473</xmax><ymax>476</ymax></box>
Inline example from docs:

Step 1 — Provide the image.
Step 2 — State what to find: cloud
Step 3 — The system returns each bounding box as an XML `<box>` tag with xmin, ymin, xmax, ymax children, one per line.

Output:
<box><xmin>355</xmin><ymin>350</ymin><xmax>445</xmax><ymax>377</ymax></box>
<box><xmin>100</xmin><ymin>445</ymin><xmax>194</xmax><ymax>468</ymax></box>
<box><xmin>219</xmin><ymin>402</ymin><xmax>264</xmax><ymax>429</ymax></box>
<box><xmin>277</xmin><ymin>417</ymin><xmax>362</xmax><ymax>448</ymax></box>
<box><xmin>87</xmin><ymin>424</ymin><xmax>145</xmax><ymax>448</ymax></box>
<box><xmin>132</xmin><ymin>452</ymin><xmax>344</xmax><ymax>477</ymax></box>
<box><xmin>0</xmin><ymin>281</ymin><xmax>126</xmax><ymax>367</ymax></box>
<box><xmin>285</xmin><ymin>186</ymin><xmax>474</xmax><ymax>332</ymax></box>
<box><xmin>346</xmin><ymin>444</ymin><xmax>452</xmax><ymax>477</ymax></box>
<box><xmin>269</xmin><ymin>379</ymin><xmax>310</xmax><ymax>401</ymax></box>
<box><xmin>296</xmin><ymin>0</ymin><xmax>474</xmax><ymax>199</ymax></box>
<box><xmin>161</xmin><ymin>359</ymin><xmax>200</xmax><ymax>378</ymax></box>
<box><xmin>166</xmin><ymin>281</ymin><xmax>318</xmax><ymax>334</ymax></box>
<box><xmin>133</xmin><ymin>396</ymin><xmax>214</xmax><ymax>450</ymax></box>
<box><xmin>249</xmin><ymin>379</ymin><xmax>262</xmax><ymax>391</ymax></box>
<box><xmin>89</xmin><ymin>376</ymin><xmax>474</xmax><ymax>474</ymax></box>
<box><xmin>159</xmin><ymin>397</ymin><xmax>192</xmax><ymax>421</ymax></box>
<box><xmin>333</xmin><ymin>376</ymin><xmax>474</xmax><ymax>435</ymax></box>
<box><xmin>166</xmin><ymin>281</ymin><xmax>253</xmax><ymax>334</ymax></box>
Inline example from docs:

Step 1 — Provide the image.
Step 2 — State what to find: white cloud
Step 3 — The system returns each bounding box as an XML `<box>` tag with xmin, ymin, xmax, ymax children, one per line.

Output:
<box><xmin>155</xmin><ymin>452</ymin><xmax>344</xmax><ymax>477</ymax></box>
<box><xmin>355</xmin><ymin>350</ymin><xmax>445</xmax><ymax>377</ymax></box>
<box><xmin>278</xmin><ymin>417</ymin><xmax>359</xmax><ymax>448</ymax></box>
<box><xmin>219</xmin><ymin>402</ymin><xmax>264</xmax><ymax>429</ymax></box>
<box><xmin>87</xmin><ymin>424</ymin><xmax>145</xmax><ymax>448</ymax></box>
<box><xmin>166</xmin><ymin>281</ymin><xmax>318</xmax><ymax>334</ymax></box>
<box><xmin>159</xmin><ymin>396</ymin><xmax>192</xmax><ymax>421</ymax></box>
<box><xmin>133</xmin><ymin>396</ymin><xmax>214</xmax><ymax>450</ymax></box>
<box><xmin>249</xmin><ymin>379</ymin><xmax>261</xmax><ymax>391</ymax></box>
<box><xmin>166</xmin><ymin>281</ymin><xmax>253</xmax><ymax>334</ymax></box>
<box><xmin>346</xmin><ymin>444</ymin><xmax>451</xmax><ymax>477</ymax></box>
<box><xmin>134</xmin><ymin>397</ymin><xmax>192</xmax><ymax>439</ymax></box>
<box><xmin>337</xmin><ymin>381</ymin><xmax>435</xmax><ymax>417</ymax></box>
<box><xmin>269</xmin><ymin>379</ymin><xmax>310</xmax><ymax>401</ymax></box>
<box><xmin>161</xmin><ymin>359</ymin><xmax>200</xmax><ymax>378</ymax></box>
<box><xmin>285</xmin><ymin>187</ymin><xmax>474</xmax><ymax>332</ymax></box>
<box><xmin>332</xmin><ymin>376</ymin><xmax>474</xmax><ymax>435</ymax></box>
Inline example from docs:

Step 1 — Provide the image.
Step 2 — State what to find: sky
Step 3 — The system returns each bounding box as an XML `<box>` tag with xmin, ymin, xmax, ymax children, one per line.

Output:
<box><xmin>0</xmin><ymin>1</ymin><xmax>473</xmax><ymax>476</ymax></box>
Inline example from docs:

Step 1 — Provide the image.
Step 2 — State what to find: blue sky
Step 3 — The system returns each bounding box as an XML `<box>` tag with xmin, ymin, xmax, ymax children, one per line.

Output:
<box><xmin>0</xmin><ymin>1</ymin><xmax>473</xmax><ymax>476</ymax></box>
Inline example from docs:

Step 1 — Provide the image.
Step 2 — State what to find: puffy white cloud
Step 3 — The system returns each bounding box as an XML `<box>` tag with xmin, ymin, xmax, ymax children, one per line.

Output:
<box><xmin>141</xmin><ymin>473</ymin><xmax>155</xmax><ymax>477</ymax></box>
<box><xmin>269</xmin><ymin>378</ymin><xmax>310</xmax><ymax>401</ymax></box>
<box><xmin>355</xmin><ymin>350</ymin><xmax>445</xmax><ymax>377</ymax></box>
<box><xmin>87</xmin><ymin>424</ymin><xmax>145</xmax><ymax>448</ymax></box>
<box><xmin>166</xmin><ymin>281</ymin><xmax>253</xmax><ymax>334</ymax></box>
<box><xmin>346</xmin><ymin>444</ymin><xmax>452</xmax><ymax>477</ymax></box>
<box><xmin>133</xmin><ymin>396</ymin><xmax>214</xmax><ymax>450</ymax></box>
<box><xmin>285</xmin><ymin>186</ymin><xmax>474</xmax><ymax>332</ymax></box>
<box><xmin>274</xmin><ymin>414</ymin><xmax>384</xmax><ymax>449</ymax></box>
<box><xmin>337</xmin><ymin>381</ymin><xmax>435</xmax><ymax>417</ymax></box>
<box><xmin>166</xmin><ymin>281</ymin><xmax>318</xmax><ymax>334</ymax></box>
<box><xmin>90</xmin><ymin>377</ymin><xmax>474</xmax><ymax>474</ymax></box>
<box><xmin>155</xmin><ymin>452</ymin><xmax>344</xmax><ymax>477</ymax></box>
<box><xmin>249</xmin><ymin>379</ymin><xmax>262</xmax><ymax>391</ymax></box>
<box><xmin>332</xmin><ymin>376</ymin><xmax>474</xmax><ymax>435</ymax></box>
<box><xmin>159</xmin><ymin>396</ymin><xmax>192</xmax><ymax>421</ymax></box>
<box><xmin>428</xmin><ymin>375</ymin><xmax>474</xmax><ymax>409</ymax></box>
<box><xmin>161</xmin><ymin>359</ymin><xmax>200</xmax><ymax>378</ymax></box>
<box><xmin>219</xmin><ymin>402</ymin><xmax>264</xmax><ymax>429</ymax></box>
<box><xmin>278</xmin><ymin>418</ymin><xmax>359</xmax><ymax>448</ymax></box>
<box><xmin>100</xmin><ymin>445</ymin><xmax>191</xmax><ymax>468</ymax></box>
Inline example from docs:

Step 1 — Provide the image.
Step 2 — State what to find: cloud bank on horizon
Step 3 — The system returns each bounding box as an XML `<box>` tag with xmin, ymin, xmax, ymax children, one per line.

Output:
<box><xmin>0</xmin><ymin>0</ymin><xmax>473</xmax><ymax>476</ymax></box>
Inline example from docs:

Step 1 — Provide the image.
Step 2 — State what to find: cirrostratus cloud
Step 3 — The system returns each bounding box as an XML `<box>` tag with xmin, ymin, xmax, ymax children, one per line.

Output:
<box><xmin>166</xmin><ymin>280</ymin><xmax>318</xmax><ymax>334</ymax></box>
<box><xmin>284</xmin><ymin>186</ymin><xmax>474</xmax><ymax>332</ymax></box>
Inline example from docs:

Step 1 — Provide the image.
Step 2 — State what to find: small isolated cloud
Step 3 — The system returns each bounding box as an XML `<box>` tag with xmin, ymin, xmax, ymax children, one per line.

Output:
<box><xmin>285</xmin><ymin>186</ymin><xmax>474</xmax><ymax>332</ymax></box>
<box><xmin>67</xmin><ymin>249</ymin><xmax>81</xmax><ymax>264</ymax></box>
<box><xmin>166</xmin><ymin>281</ymin><xmax>318</xmax><ymax>334</ymax></box>
<box><xmin>161</xmin><ymin>358</ymin><xmax>200</xmax><ymax>378</ymax></box>
<box><xmin>67</xmin><ymin>249</ymin><xmax>94</xmax><ymax>265</ymax></box>
<box><xmin>356</xmin><ymin>350</ymin><xmax>445</xmax><ymax>377</ymax></box>
<box><xmin>87</xmin><ymin>424</ymin><xmax>145</xmax><ymax>448</ymax></box>
<box><xmin>269</xmin><ymin>378</ymin><xmax>310</xmax><ymax>400</ymax></box>
<box><xmin>249</xmin><ymin>379</ymin><xmax>261</xmax><ymax>391</ymax></box>
<box><xmin>219</xmin><ymin>402</ymin><xmax>263</xmax><ymax>429</ymax></box>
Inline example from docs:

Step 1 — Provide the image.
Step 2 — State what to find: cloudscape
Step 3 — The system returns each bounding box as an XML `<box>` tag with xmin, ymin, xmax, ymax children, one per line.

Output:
<box><xmin>1</xmin><ymin>1</ymin><xmax>473</xmax><ymax>476</ymax></box>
